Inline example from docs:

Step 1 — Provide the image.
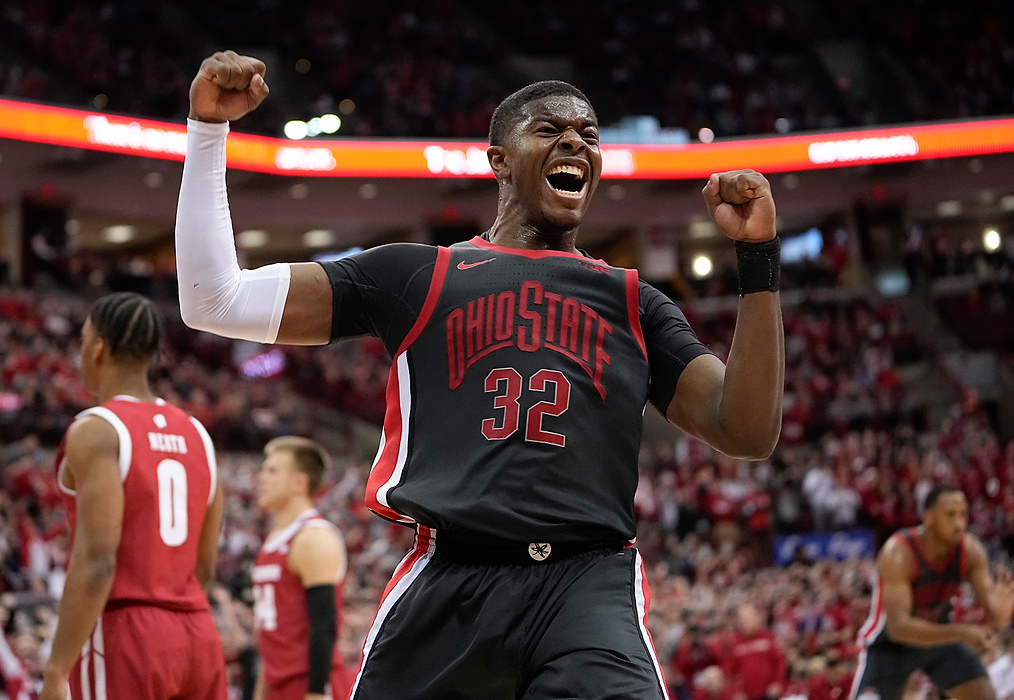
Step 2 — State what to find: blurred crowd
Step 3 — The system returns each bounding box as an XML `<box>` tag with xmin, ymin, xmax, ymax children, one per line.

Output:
<box><xmin>0</xmin><ymin>217</ymin><xmax>1012</xmax><ymax>698</ymax></box>
<box><xmin>1</xmin><ymin>1</ymin><xmax>1011</xmax><ymax>139</ymax></box>
<box><xmin>3</xmin><ymin>261</ymin><xmax>1014</xmax><ymax>696</ymax></box>
<box><xmin>904</xmin><ymin>224</ymin><xmax>1014</xmax><ymax>355</ymax></box>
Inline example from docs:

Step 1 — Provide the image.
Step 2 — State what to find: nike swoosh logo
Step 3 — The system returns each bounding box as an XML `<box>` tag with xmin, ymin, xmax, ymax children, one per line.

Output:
<box><xmin>457</xmin><ymin>259</ymin><xmax>495</xmax><ymax>270</ymax></box>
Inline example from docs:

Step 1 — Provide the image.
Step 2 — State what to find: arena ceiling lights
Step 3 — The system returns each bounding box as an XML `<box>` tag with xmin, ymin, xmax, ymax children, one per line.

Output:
<box><xmin>2</xmin><ymin>98</ymin><xmax>1013</xmax><ymax>179</ymax></box>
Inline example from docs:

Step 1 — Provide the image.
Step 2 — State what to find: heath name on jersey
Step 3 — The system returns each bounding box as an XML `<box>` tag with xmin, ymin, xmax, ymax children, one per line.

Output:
<box><xmin>148</xmin><ymin>432</ymin><xmax>189</xmax><ymax>454</ymax></box>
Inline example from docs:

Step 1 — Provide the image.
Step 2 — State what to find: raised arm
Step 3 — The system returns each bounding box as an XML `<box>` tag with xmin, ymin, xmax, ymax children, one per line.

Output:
<box><xmin>175</xmin><ymin>51</ymin><xmax>333</xmax><ymax>346</ymax></box>
<box><xmin>665</xmin><ymin>170</ymin><xmax>784</xmax><ymax>460</ymax></box>
<box><xmin>40</xmin><ymin>416</ymin><xmax>124</xmax><ymax>700</ymax></box>
<box><xmin>964</xmin><ymin>534</ymin><xmax>1014</xmax><ymax>629</ymax></box>
<box><xmin>878</xmin><ymin>536</ymin><xmax>993</xmax><ymax>651</ymax></box>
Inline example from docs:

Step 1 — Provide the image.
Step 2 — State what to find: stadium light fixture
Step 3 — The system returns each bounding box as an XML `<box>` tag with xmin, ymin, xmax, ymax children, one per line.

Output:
<box><xmin>692</xmin><ymin>255</ymin><xmax>713</xmax><ymax>278</ymax></box>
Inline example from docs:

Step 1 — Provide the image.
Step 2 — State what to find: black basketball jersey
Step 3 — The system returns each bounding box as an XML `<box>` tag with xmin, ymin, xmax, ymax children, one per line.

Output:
<box><xmin>362</xmin><ymin>237</ymin><xmax>652</xmax><ymax>543</ymax></box>
<box><xmin>900</xmin><ymin>527</ymin><xmax>966</xmax><ymax>623</ymax></box>
<box><xmin>857</xmin><ymin>527</ymin><xmax>966</xmax><ymax>646</ymax></box>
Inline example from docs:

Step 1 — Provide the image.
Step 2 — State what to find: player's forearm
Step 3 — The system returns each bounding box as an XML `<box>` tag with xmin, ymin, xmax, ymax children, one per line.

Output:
<box><xmin>306</xmin><ymin>584</ymin><xmax>338</xmax><ymax>695</ymax></box>
<box><xmin>175</xmin><ymin>120</ymin><xmax>290</xmax><ymax>343</ymax></box>
<box><xmin>885</xmin><ymin>617</ymin><xmax>966</xmax><ymax>647</ymax></box>
<box><xmin>44</xmin><ymin>553</ymin><xmax>116</xmax><ymax>676</ymax></box>
<box><xmin>195</xmin><ymin>559</ymin><xmax>214</xmax><ymax>591</ymax></box>
<box><xmin>715</xmin><ymin>291</ymin><xmax>784</xmax><ymax>459</ymax></box>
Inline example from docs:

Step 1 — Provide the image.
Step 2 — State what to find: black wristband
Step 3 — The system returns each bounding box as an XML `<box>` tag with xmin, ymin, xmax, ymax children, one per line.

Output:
<box><xmin>305</xmin><ymin>584</ymin><xmax>338</xmax><ymax>694</ymax></box>
<box><xmin>736</xmin><ymin>237</ymin><xmax>781</xmax><ymax>296</ymax></box>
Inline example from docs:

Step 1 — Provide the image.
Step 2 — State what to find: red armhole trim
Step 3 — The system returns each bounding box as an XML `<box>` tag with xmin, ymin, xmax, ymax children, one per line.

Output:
<box><xmin>960</xmin><ymin>535</ymin><xmax>967</xmax><ymax>579</ymax></box>
<box><xmin>895</xmin><ymin>532</ymin><xmax>919</xmax><ymax>581</ymax></box>
<box><xmin>396</xmin><ymin>246</ymin><xmax>450</xmax><ymax>355</ymax></box>
<box><xmin>626</xmin><ymin>269</ymin><xmax>648</xmax><ymax>361</ymax></box>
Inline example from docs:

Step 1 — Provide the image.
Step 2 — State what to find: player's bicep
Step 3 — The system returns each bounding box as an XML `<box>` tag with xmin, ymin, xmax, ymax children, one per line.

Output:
<box><xmin>289</xmin><ymin>527</ymin><xmax>344</xmax><ymax>587</ymax></box>
<box><xmin>878</xmin><ymin>540</ymin><xmax>915</xmax><ymax>627</ymax></box>
<box><xmin>664</xmin><ymin>353</ymin><xmax>727</xmax><ymax>444</ymax></box>
<box><xmin>65</xmin><ymin>417</ymin><xmax>124</xmax><ymax>560</ymax></box>
<box><xmin>275</xmin><ymin>262</ymin><xmax>334</xmax><ymax>345</ymax></box>
<box><xmin>880</xmin><ymin>578</ymin><xmax>914</xmax><ymax>625</ymax></box>
<box><xmin>640</xmin><ymin>281</ymin><xmax>714</xmax><ymax>416</ymax></box>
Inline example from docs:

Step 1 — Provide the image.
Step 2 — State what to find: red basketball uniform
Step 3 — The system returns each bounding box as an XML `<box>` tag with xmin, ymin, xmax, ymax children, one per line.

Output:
<box><xmin>254</xmin><ymin>509</ymin><xmax>350</xmax><ymax>700</ymax></box>
<box><xmin>54</xmin><ymin>396</ymin><xmax>227</xmax><ymax>700</ymax></box>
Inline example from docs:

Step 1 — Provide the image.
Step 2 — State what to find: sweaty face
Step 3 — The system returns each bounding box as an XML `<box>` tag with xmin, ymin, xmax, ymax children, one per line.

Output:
<box><xmin>926</xmin><ymin>491</ymin><xmax>968</xmax><ymax>546</ymax></box>
<box><xmin>500</xmin><ymin>95</ymin><xmax>602</xmax><ymax>232</ymax></box>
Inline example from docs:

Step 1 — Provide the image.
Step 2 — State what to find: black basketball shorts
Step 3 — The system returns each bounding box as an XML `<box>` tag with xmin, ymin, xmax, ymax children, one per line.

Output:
<box><xmin>348</xmin><ymin>526</ymin><xmax>670</xmax><ymax>700</ymax></box>
<box><xmin>849</xmin><ymin>637</ymin><xmax>987</xmax><ymax>700</ymax></box>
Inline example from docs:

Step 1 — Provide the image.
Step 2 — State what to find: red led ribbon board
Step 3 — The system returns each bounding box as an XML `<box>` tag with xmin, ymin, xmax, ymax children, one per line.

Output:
<box><xmin>2</xmin><ymin>98</ymin><xmax>1013</xmax><ymax>179</ymax></box>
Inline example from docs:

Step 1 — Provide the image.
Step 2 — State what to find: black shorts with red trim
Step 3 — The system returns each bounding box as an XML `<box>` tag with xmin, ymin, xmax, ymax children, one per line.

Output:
<box><xmin>851</xmin><ymin>637</ymin><xmax>986</xmax><ymax>700</ymax></box>
<box><xmin>349</xmin><ymin>531</ymin><xmax>668</xmax><ymax>700</ymax></box>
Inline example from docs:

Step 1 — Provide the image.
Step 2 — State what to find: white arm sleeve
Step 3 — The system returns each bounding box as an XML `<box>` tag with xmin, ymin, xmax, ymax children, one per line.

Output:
<box><xmin>175</xmin><ymin>119</ymin><xmax>291</xmax><ymax>344</ymax></box>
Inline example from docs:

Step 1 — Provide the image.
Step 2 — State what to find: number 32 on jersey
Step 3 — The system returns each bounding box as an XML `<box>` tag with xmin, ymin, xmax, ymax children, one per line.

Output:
<box><xmin>482</xmin><ymin>368</ymin><xmax>571</xmax><ymax>446</ymax></box>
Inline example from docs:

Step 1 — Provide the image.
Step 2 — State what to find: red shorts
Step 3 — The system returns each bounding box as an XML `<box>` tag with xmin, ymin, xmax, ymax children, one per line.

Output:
<box><xmin>69</xmin><ymin>605</ymin><xmax>227</xmax><ymax>700</ymax></box>
<box><xmin>265</xmin><ymin>668</ymin><xmax>353</xmax><ymax>700</ymax></box>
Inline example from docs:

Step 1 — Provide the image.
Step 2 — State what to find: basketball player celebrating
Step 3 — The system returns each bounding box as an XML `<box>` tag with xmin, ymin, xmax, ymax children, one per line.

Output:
<box><xmin>851</xmin><ymin>485</ymin><xmax>1014</xmax><ymax>700</ymax></box>
<box><xmin>40</xmin><ymin>293</ymin><xmax>227</xmax><ymax>700</ymax></box>
<box><xmin>252</xmin><ymin>437</ymin><xmax>349</xmax><ymax>700</ymax></box>
<box><xmin>176</xmin><ymin>51</ymin><xmax>783</xmax><ymax>699</ymax></box>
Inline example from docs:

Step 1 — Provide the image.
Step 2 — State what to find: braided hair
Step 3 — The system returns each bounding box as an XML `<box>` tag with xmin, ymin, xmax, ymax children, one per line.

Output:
<box><xmin>87</xmin><ymin>292</ymin><xmax>163</xmax><ymax>361</ymax></box>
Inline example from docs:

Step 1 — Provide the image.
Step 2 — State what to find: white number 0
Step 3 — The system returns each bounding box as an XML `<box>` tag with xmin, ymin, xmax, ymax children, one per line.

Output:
<box><xmin>157</xmin><ymin>459</ymin><xmax>188</xmax><ymax>547</ymax></box>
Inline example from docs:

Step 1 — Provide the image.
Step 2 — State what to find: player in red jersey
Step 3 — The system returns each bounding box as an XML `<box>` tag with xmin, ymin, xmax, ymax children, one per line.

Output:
<box><xmin>40</xmin><ymin>292</ymin><xmax>227</xmax><ymax>700</ymax></box>
<box><xmin>850</xmin><ymin>484</ymin><xmax>1014</xmax><ymax>700</ymax></box>
<box><xmin>252</xmin><ymin>436</ymin><xmax>349</xmax><ymax>700</ymax></box>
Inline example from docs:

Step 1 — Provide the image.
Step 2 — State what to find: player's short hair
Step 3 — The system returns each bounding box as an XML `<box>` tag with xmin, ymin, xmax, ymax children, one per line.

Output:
<box><xmin>923</xmin><ymin>484</ymin><xmax>964</xmax><ymax>512</ymax></box>
<box><xmin>488</xmin><ymin>80</ymin><xmax>594</xmax><ymax>147</ymax></box>
<box><xmin>87</xmin><ymin>292</ymin><xmax>163</xmax><ymax>361</ymax></box>
<box><xmin>265</xmin><ymin>436</ymin><xmax>330</xmax><ymax>496</ymax></box>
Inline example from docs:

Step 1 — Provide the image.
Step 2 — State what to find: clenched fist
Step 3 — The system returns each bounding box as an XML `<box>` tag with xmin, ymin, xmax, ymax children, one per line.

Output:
<box><xmin>189</xmin><ymin>50</ymin><xmax>270</xmax><ymax>124</ymax></box>
<box><xmin>702</xmin><ymin>169</ymin><xmax>777</xmax><ymax>244</ymax></box>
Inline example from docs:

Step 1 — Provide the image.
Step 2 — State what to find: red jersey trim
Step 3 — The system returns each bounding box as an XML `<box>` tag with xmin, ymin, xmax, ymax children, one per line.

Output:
<box><xmin>633</xmin><ymin>550</ymin><xmax>671</xmax><ymax>698</ymax></box>
<box><xmin>469</xmin><ymin>236</ymin><xmax>609</xmax><ymax>263</ymax></box>
<box><xmin>351</xmin><ymin>526</ymin><xmax>435</xmax><ymax>697</ymax></box>
<box><xmin>396</xmin><ymin>246</ymin><xmax>451</xmax><ymax>356</ymax></box>
<box><xmin>75</xmin><ymin>406</ymin><xmax>133</xmax><ymax>483</ymax></box>
<box><xmin>367</xmin><ymin>246</ymin><xmax>448</xmax><ymax>523</ymax></box>
<box><xmin>365</xmin><ymin>354</ymin><xmax>416</xmax><ymax>524</ymax></box>
<box><xmin>856</xmin><ymin>578</ymin><xmax>885</xmax><ymax>644</ymax></box>
<box><xmin>625</xmin><ymin>269</ymin><xmax>648</xmax><ymax>362</ymax></box>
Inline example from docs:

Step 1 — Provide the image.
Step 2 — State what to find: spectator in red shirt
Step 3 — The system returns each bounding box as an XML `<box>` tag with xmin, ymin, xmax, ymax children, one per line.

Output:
<box><xmin>673</xmin><ymin>624</ymin><xmax>719</xmax><ymax>700</ymax></box>
<box><xmin>807</xmin><ymin>652</ymin><xmax>853</xmax><ymax>700</ymax></box>
<box><xmin>693</xmin><ymin>665</ymin><xmax>735</xmax><ymax>700</ymax></box>
<box><xmin>725</xmin><ymin>602</ymin><xmax>787</xmax><ymax>700</ymax></box>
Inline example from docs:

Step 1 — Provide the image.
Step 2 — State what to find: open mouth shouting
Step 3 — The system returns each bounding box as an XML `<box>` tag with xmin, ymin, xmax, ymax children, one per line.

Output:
<box><xmin>546</xmin><ymin>162</ymin><xmax>588</xmax><ymax>199</ymax></box>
